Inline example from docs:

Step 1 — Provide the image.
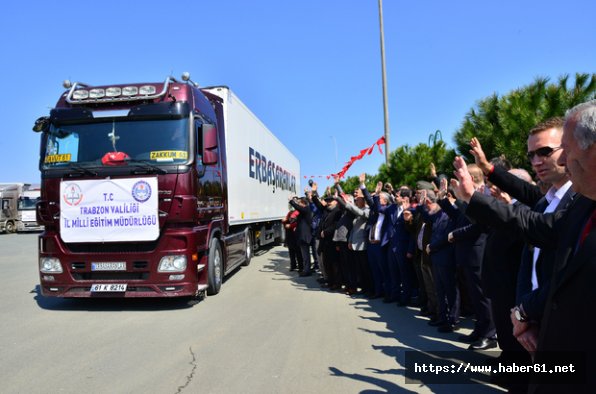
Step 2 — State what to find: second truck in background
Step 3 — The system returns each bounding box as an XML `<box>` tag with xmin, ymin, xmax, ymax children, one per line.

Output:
<box><xmin>0</xmin><ymin>183</ymin><xmax>43</xmax><ymax>233</ymax></box>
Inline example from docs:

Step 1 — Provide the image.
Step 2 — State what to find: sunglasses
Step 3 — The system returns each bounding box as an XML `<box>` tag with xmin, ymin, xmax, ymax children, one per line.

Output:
<box><xmin>526</xmin><ymin>146</ymin><xmax>562</xmax><ymax>160</ymax></box>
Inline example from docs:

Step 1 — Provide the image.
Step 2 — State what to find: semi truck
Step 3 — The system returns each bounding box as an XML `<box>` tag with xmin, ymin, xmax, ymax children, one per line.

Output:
<box><xmin>32</xmin><ymin>73</ymin><xmax>300</xmax><ymax>300</ymax></box>
<box><xmin>0</xmin><ymin>183</ymin><xmax>43</xmax><ymax>233</ymax></box>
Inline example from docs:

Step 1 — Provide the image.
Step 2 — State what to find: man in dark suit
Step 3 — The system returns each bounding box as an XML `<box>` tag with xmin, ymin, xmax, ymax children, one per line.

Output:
<box><xmin>451</xmin><ymin>100</ymin><xmax>596</xmax><ymax>393</ymax></box>
<box><xmin>404</xmin><ymin>182</ymin><xmax>437</xmax><ymax>321</ymax></box>
<box><xmin>360</xmin><ymin>175</ymin><xmax>389</xmax><ymax>299</ymax></box>
<box><xmin>288</xmin><ymin>196</ymin><xmax>313</xmax><ymax>277</ymax></box>
<box><xmin>437</xmin><ymin>171</ymin><xmax>495</xmax><ymax>350</ymax></box>
<box><xmin>374</xmin><ymin>182</ymin><xmax>415</xmax><ymax>304</ymax></box>
<box><xmin>311</xmin><ymin>182</ymin><xmax>343</xmax><ymax>287</ymax></box>
<box><xmin>469</xmin><ymin>119</ymin><xmax>575</xmax><ymax>345</ymax></box>
<box><xmin>469</xmin><ymin>120</ymin><xmax>575</xmax><ymax>375</ymax></box>
<box><xmin>417</xmin><ymin>190</ymin><xmax>459</xmax><ymax>332</ymax></box>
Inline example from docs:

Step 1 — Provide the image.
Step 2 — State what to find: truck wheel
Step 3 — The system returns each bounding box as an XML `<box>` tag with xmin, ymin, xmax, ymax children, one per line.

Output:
<box><xmin>5</xmin><ymin>221</ymin><xmax>16</xmax><ymax>234</ymax></box>
<box><xmin>242</xmin><ymin>229</ymin><xmax>252</xmax><ymax>266</ymax></box>
<box><xmin>207</xmin><ymin>238</ymin><xmax>223</xmax><ymax>295</ymax></box>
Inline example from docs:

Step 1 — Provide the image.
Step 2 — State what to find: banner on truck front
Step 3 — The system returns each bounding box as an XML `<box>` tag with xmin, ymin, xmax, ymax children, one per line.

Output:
<box><xmin>60</xmin><ymin>177</ymin><xmax>159</xmax><ymax>243</ymax></box>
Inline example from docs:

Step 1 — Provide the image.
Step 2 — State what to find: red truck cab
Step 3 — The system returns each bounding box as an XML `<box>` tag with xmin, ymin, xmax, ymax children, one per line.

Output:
<box><xmin>34</xmin><ymin>75</ymin><xmax>247</xmax><ymax>300</ymax></box>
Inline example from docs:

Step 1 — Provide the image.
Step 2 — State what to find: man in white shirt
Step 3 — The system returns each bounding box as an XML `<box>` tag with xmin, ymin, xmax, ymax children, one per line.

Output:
<box><xmin>470</xmin><ymin>117</ymin><xmax>575</xmax><ymax>357</ymax></box>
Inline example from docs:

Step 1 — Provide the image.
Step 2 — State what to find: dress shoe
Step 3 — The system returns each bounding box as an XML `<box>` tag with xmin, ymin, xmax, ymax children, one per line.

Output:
<box><xmin>437</xmin><ymin>323</ymin><xmax>459</xmax><ymax>333</ymax></box>
<box><xmin>407</xmin><ymin>298</ymin><xmax>420</xmax><ymax>307</ymax></box>
<box><xmin>458</xmin><ymin>333</ymin><xmax>481</xmax><ymax>344</ymax></box>
<box><xmin>427</xmin><ymin>318</ymin><xmax>444</xmax><ymax>327</ymax></box>
<box><xmin>469</xmin><ymin>337</ymin><xmax>498</xmax><ymax>350</ymax></box>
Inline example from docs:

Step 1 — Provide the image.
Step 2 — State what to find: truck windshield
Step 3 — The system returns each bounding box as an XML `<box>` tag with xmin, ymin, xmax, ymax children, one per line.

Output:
<box><xmin>42</xmin><ymin>118</ymin><xmax>190</xmax><ymax>168</ymax></box>
<box><xmin>18</xmin><ymin>197</ymin><xmax>40</xmax><ymax>210</ymax></box>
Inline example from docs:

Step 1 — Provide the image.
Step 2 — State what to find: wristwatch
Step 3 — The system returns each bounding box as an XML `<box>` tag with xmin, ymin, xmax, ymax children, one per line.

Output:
<box><xmin>513</xmin><ymin>306</ymin><xmax>528</xmax><ymax>322</ymax></box>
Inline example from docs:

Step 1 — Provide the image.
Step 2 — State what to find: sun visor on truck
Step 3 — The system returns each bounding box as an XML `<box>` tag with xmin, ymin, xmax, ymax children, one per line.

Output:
<box><xmin>127</xmin><ymin>101</ymin><xmax>190</xmax><ymax>119</ymax></box>
<box><xmin>50</xmin><ymin>102</ymin><xmax>190</xmax><ymax>124</ymax></box>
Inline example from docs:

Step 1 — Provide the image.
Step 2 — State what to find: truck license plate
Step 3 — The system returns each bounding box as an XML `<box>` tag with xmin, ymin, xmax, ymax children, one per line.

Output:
<box><xmin>90</xmin><ymin>284</ymin><xmax>127</xmax><ymax>292</ymax></box>
<box><xmin>91</xmin><ymin>262</ymin><xmax>126</xmax><ymax>271</ymax></box>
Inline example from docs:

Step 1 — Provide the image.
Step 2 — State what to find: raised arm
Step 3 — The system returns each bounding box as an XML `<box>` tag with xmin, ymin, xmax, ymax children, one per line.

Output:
<box><xmin>470</xmin><ymin>137</ymin><xmax>543</xmax><ymax>206</ymax></box>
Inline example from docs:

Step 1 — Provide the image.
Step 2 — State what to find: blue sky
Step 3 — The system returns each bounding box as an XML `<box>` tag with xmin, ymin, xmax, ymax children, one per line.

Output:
<box><xmin>1</xmin><ymin>0</ymin><xmax>595</xmax><ymax>185</ymax></box>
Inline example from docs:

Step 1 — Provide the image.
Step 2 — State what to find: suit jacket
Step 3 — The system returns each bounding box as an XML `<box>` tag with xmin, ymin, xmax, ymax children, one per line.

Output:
<box><xmin>373</xmin><ymin>196</ymin><xmax>404</xmax><ymax>248</ymax></box>
<box><xmin>516</xmin><ymin>188</ymin><xmax>575</xmax><ymax>321</ymax></box>
<box><xmin>336</xmin><ymin>197</ymin><xmax>370</xmax><ymax>251</ymax></box>
<box><xmin>332</xmin><ymin>206</ymin><xmax>353</xmax><ymax>243</ymax></box>
<box><xmin>408</xmin><ymin>206</ymin><xmax>433</xmax><ymax>267</ymax></box>
<box><xmin>466</xmin><ymin>192</ymin><xmax>596</xmax><ymax>392</ymax></box>
<box><xmin>416</xmin><ymin>205</ymin><xmax>455</xmax><ymax>265</ymax></box>
<box><xmin>362</xmin><ymin>188</ymin><xmax>392</xmax><ymax>246</ymax></box>
<box><xmin>312</xmin><ymin>193</ymin><xmax>342</xmax><ymax>248</ymax></box>
<box><xmin>438</xmin><ymin>198</ymin><xmax>487</xmax><ymax>268</ymax></box>
<box><xmin>288</xmin><ymin>199</ymin><xmax>312</xmax><ymax>244</ymax></box>
<box><xmin>361</xmin><ymin>186</ymin><xmax>377</xmax><ymax>233</ymax></box>
<box><xmin>489</xmin><ymin>166</ymin><xmax>576</xmax><ymax>321</ymax></box>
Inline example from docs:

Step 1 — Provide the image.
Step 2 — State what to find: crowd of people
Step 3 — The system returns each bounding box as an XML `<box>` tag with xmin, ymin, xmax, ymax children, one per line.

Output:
<box><xmin>282</xmin><ymin>100</ymin><xmax>596</xmax><ymax>393</ymax></box>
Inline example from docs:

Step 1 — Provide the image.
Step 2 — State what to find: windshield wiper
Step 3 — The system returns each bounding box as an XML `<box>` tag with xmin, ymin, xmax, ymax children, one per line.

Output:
<box><xmin>64</xmin><ymin>163</ymin><xmax>98</xmax><ymax>177</ymax></box>
<box><xmin>126</xmin><ymin>159</ymin><xmax>168</xmax><ymax>175</ymax></box>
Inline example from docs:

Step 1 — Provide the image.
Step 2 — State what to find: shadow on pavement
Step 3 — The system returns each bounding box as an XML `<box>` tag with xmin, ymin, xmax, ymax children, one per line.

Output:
<box><xmin>266</xmin><ymin>247</ymin><xmax>505</xmax><ymax>393</ymax></box>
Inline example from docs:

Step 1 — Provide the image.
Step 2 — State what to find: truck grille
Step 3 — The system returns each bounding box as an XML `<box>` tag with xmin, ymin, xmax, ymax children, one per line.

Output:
<box><xmin>66</xmin><ymin>241</ymin><xmax>158</xmax><ymax>254</ymax></box>
<box><xmin>72</xmin><ymin>272</ymin><xmax>149</xmax><ymax>280</ymax></box>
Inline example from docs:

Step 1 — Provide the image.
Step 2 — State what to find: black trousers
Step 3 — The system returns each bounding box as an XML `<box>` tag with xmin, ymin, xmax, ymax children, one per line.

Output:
<box><xmin>461</xmin><ymin>262</ymin><xmax>495</xmax><ymax>338</ymax></box>
<box><xmin>351</xmin><ymin>249</ymin><xmax>373</xmax><ymax>294</ymax></box>
<box><xmin>298</xmin><ymin>241</ymin><xmax>311</xmax><ymax>274</ymax></box>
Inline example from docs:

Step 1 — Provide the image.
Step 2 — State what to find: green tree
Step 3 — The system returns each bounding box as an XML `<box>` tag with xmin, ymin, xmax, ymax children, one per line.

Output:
<box><xmin>454</xmin><ymin>73</ymin><xmax>596</xmax><ymax>171</ymax></box>
<box><xmin>338</xmin><ymin>174</ymin><xmax>379</xmax><ymax>194</ymax></box>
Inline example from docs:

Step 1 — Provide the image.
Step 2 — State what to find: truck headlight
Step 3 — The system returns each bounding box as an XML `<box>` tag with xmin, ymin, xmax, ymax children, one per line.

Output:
<box><xmin>40</xmin><ymin>257</ymin><xmax>63</xmax><ymax>273</ymax></box>
<box><xmin>158</xmin><ymin>255</ymin><xmax>187</xmax><ymax>272</ymax></box>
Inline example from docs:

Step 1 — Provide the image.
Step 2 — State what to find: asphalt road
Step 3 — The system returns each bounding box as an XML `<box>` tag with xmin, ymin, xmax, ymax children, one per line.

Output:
<box><xmin>0</xmin><ymin>233</ymin><xmax>505</xmax><ymax>394</ymax></box>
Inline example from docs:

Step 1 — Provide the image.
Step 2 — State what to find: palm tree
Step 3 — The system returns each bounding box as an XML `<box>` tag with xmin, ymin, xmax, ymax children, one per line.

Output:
<box><xmin>453</xmin><ymin>73</ymin><xmax>596</xmax><ymax>172</ymax></box>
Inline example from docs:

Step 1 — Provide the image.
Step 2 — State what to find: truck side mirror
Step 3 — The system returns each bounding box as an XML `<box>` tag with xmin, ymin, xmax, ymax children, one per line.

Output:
<box><xmin>33</xmin><ymin>116</ymin><xmax>50</xmax><ymax>133</ymax></box>
<box><xmin>202</xmin><ymin>124</ymin><xmax>218</xmax><ymax>165</ymax></box>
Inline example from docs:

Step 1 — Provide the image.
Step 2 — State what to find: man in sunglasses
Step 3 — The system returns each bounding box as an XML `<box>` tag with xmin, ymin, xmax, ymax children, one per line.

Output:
<box><xmin>468</xmin><ymin>119</ymin><xmax>575</xmax><ymax>390</ymax></box>
<box><xmin>452</xmin><ymin>100</ymin><xmax>596</xmax><ymax>392</ymax></box>
<box><xmin>470</xmin><ymin>122</ymin><xmax>574</xmax><ymax>312</ymax></box>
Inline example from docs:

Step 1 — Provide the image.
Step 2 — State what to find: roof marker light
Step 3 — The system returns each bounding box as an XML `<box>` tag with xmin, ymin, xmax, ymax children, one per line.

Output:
<box><xmin>139</xmin><ymin>85</ymin><xmax>156</xmax><ymax>95</ymax></box>
<box><xmin>122</xmin><ymin>86</ymin><xmax>138</xmax><ymax>96</ymax></box>
<box><xmin>106</xmin><ymin>87</ymin><xmax>121</xmax><ymax>97</ymax></box>
<box><xmin>72</xmin><ymin>90</ymin><xmax>89</xmax><ymax>100</ymax></box>
<box><xmin>89</xmin><ymin>88</ymin><xmax>105</xmax><ymax>98</ymax></box>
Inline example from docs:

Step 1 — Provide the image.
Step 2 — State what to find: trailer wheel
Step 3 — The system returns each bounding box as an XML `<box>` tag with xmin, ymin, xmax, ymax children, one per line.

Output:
<box><xmin>5</xmin><ymin>221</ymin><xmax>16</xmax><ymax>234</ymax></box>
<box><xmin>242</xmin><ymin>229</ymin><xmax>252</xmax><ymax>266</ymax></box>
<box><xmin>207</xmin><ymin>238</ymin><xmax>223</xmax><ymax>295</ymax></box>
